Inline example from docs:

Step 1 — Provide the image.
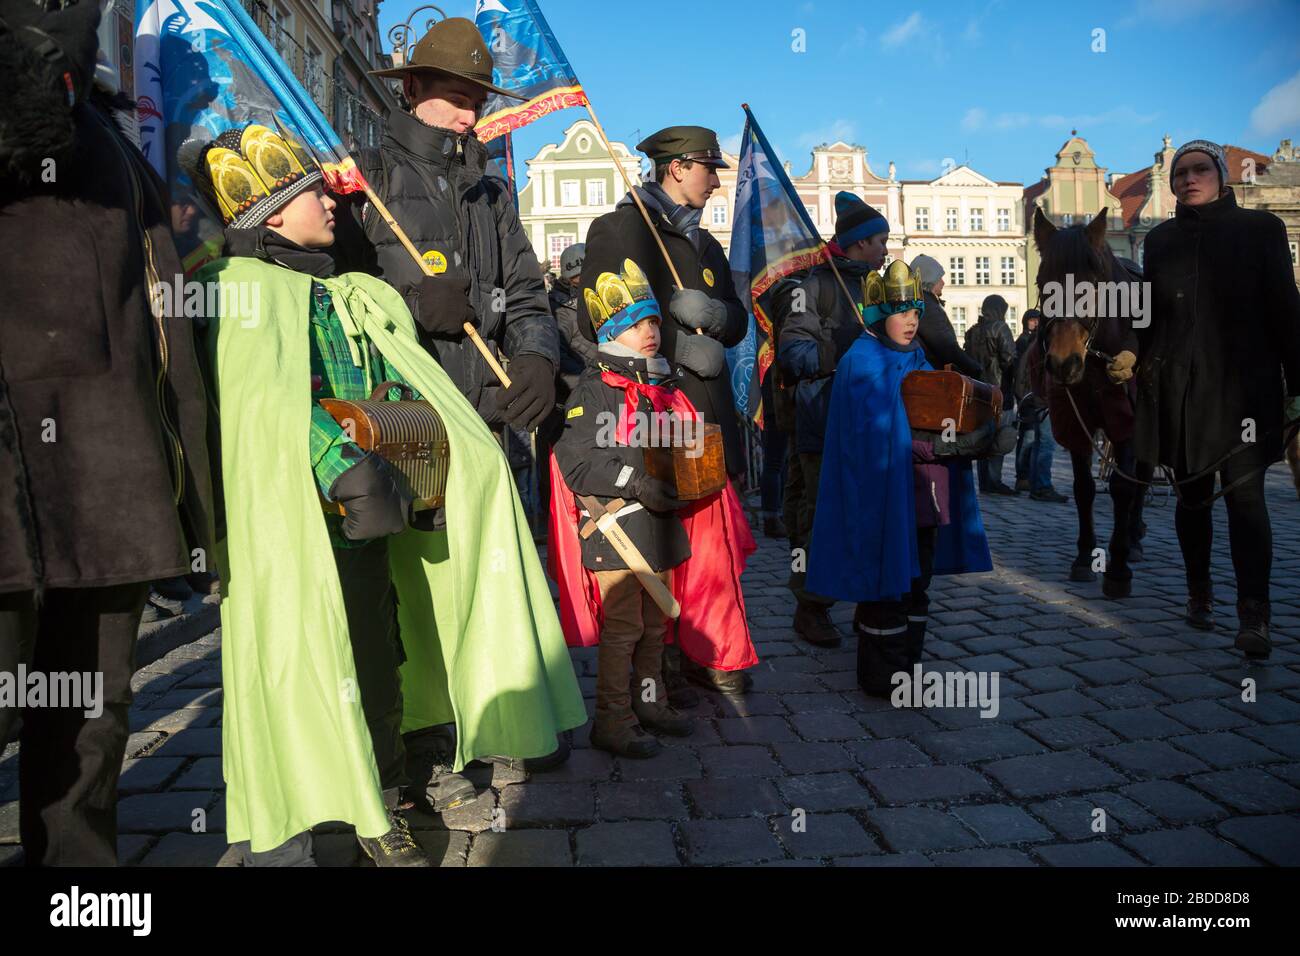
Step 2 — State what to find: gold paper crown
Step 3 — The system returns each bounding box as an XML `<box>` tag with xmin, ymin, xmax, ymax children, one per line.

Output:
<box><xmin>583</xmin><ymin>259</ymin><xmax>662</xmax><ymax>339</ymax></box>
<box><xmin>199</xmin><ymin>123</ymin><xmax>323</xmax><ymax>228</ymax></box>
<box><xmin>863</xmin><ymin>260</ymin><xmax>924</xmax><ymax>310</ymax></box>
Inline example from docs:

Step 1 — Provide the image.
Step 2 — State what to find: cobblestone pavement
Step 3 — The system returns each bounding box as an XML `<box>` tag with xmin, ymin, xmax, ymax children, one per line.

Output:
<box><xmin>2</xmin><ymin>459</ymin><xmax>1298</xmax><ymax>867</ymax></box>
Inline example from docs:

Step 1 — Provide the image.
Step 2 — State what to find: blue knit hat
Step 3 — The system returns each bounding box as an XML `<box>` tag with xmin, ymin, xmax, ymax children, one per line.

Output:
<box><xmin>833</xmin><ymin>191</ymin><xmax>887</xmax><ymax>249</ymax></box>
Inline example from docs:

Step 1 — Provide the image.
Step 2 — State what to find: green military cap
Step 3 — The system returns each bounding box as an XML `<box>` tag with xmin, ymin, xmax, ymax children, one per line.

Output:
<box><xmin>636</xmin><ymin>126</ymin><xmax>730</xmax><ymax>168</ymax></box>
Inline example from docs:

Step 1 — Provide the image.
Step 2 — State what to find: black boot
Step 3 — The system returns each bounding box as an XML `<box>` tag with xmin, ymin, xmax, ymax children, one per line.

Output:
<box><xmin>853</xmin><ymin>603</ymin><xmax>910</xmax><ymax>698</ymax></box>
<box><xmin>905</xmin><ymin>614</ymin><xmax>927</xmax><ymax>668</ymax></box>
<box><xmin>793</xmin><ymin>600</ymin><xmax>842</xmax><ymax>648</ymax></box>
<box><xmin>1234</xmin><ymin>598</ymin><xmax>1271</xmax><ymax>660</ymax></box>
<box><xmin>1185</xmin><ymin>579</ymin><xmax>1214</xmax><ymax>631</ymax></box>
<box><xmin>357</xmin><ymin>791</ymin><xmax>431</xmax><ymax>867</ymax></box>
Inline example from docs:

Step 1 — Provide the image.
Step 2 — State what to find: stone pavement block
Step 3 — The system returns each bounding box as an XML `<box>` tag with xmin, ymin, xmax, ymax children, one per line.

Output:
<box><xmin>152</xmin><ymin>687</ymin><xmax>223</xmax><ymax>710</ymax></box>
<box><xmin>499</xmin><ymin>783</ymin><xmax>595</xmax><ymax>827</ymax></box>
<box><xmin>171</xmin><ymin>756</ymin><xmax>224</xmax><ymax>790</ymax></box>
<box><xmin>1224</xmin><ymin>695</ymin><xmax>1300</xmax><ymax>725</ymax></box>
<box><xmin>1216</xmin><ymin>815</ymin><xmax>1300</xmax><ymax>866</ymax></box>
<box><xmin>125</xmin><ymin>731</ymin><xmax>164</xmax><ymax>758</ymax></box>
<box><xmin>1035</xmin><ymin>841</ymin><xmax>1145</xmax><ymax>866</ymax></box>
<box><xmin>531</xmin><ymin>747</ymin><xmax>614</xmax><ymax>783</ymax></box>
<box><xmin>686</xmin><ymin>778</ymin><xmax>786</xmax><ymax>818</ymax></box>
<box><xmin>1169</xmin><ymin>731</ymin><xmax>1285</xmax><ymax>769</ymax></box>
<box><xmin>151</xmin><ymin>727</ymin><xmax>222</xmax><ymax>758</ymax></box>
<box><xmin>1028</xmin><ymin>793</ymin><xmax>1159</xmax><ymax>841</ymax></box>
<box><xmin>1095</xmin><ymin>741</ymin><xmax>1211</xmax><ymax>779</ymax></box>
<box><xmin>129</xmin><ymin>708</ymin><xmax>221</xmax><ymax>733</ymax></box>
<box><xmin>1063</xmin><ymin>639</ymin><xmax>1134</xmax><ymax>660</ymax></box>
<box><xmin>1145</xmin><ymin>674</ymin><xmax>1239</xmax><ymax>702</ymax></box>
<box><xmin>408</xmin><ymin>829</ymin><xmax>468</xmax><ymax>866</ymax></box>
<box><xmin>777</xmin><ymin>771</ymin><xmax>874</xmax><ymax>812</ymax></box>
<box><xmin>715</xmin><ymin>715</ymin><xmax>797</xmax><ymax>745</ymax></box>
<box><xmin>984</xmin><ymin>752</ymin><xmax>1126</xmax><ymax>798</ymax></box>
<box><xmin>865</xmin><ymin>807</ymin><xmax>979</xmax><ymax>853</ymax></box>
<box><xmin>680</xmin><ymin>818</ymin><xmax>784</xmax><ymax>865</ymax></box>
<box><xmin>116</xmin><ymin>835</ymin><xmax>153</xmax><ymax>866</ymax></box>
<box><xmin>1120</xmin><ymin>781</ymin><xmax>1229</xmax><ymax>825</ymax></box>
<box><xmin>1237</xmin><ymin>724</ymin><xmax>1300</xmax><ymax>758</ymax></box>
<box><xmin>117</xmin><ymin>790</ymin><xmax>219</xmax><ymax>833</ymax></box>
<box><xmin>931</xmin><ymin>847</ymin><xmax>1037</xmax><ymax>866</ymax></box>
<box><xmin>139</xmin><ymin>832</ymin><xmax>228</xmax><ymax>867</ymax></box>
<box><xmin>818</xmin><ymin>671</ymin><xmax>861</xmax><ymax>692</ymax></box>
<box><xmin>1128</xmin><ymin>655</ymin><xmax>1200</xmax><ymax>677</ymax></box>
<box><xmin>1090</xmin><ymin>707</ymin><xmax>1189</xmax><ymax>742</ymax></box>
<box><xmin>777</xmin><ymin>812</ymin><xmax>880</xmax><ymax>859</ymax></box>
<box><xmin>846</xmin><ymin>739</ymin><xmax>932</xmax><ymax>770</ymax></box>
<box><xmin>118</xmin><ymin>757</ymin><xmax>186</xmax><ymax>793</ymax></box>
<box><xmin>963</xmin><ymin>635</ymin><xmax>1028</xmax><ymax>654</ymax></box>
<box><xmin>863</xmin><ymin>766</ymin><xmax>992</xmax><ymax>805</ymax></box>
<box><xmin>858</xmin><ymin>709</ymin><xmax>940</xmax><ymax>738</ymax></box>
<box><xmin>436</xmin><ymin>790</ymin><xmax>497</xmax><ymax>833</ymax></box>
<box><xmin>957</xmin><ymin>653</ymin><xmax>1020</xmax><ymax>672</ymax></box>
<box><xmin>715</xmin><ymin>692</ymin><xmax>786</xmax><ymax>718</ymax></box>
<box><xmin>1022</xmin><ymin>716</ymin><xmax>1119</xmax><ymax>750</ymax></box>
<box><xmin>1016</xmin><ymin>667</ymin><xmax>1081</xmax><ymax>693</ymax></box>
<box><xmin>1022</xmin><ymin>689</ymin><xmax>1104</xmax><ymax>718</ymax></box>
<box><xmin>1082</xmin><ymin>683</ymin><xmax>1169</xmax><ymax>709</ymax></box>
<box><xmin>576</xmin><ymin>821</ymin><xmax>679</xmax><ymax>866</ymax></box>
<box><xmin>1187</xmin><ymin>768</ymin><xmax>1300</xmax><ymax>814</ymax></box>
<box><xmin>1005</xmin><ymin>646</ymin><xmax>1081</xmax><ymax>668</ymax></box>
<box><xmin>790</xmin><ymin>711</ymin><xmax>869</xmax><ymax>741</ymax></box>
<box><xmin>748</xmin><ymin>670</ymin><xmax>823</xmax><ymax>694</ymax></box>
<box><xmin>617</xmin><ymin>747</ymin><xmax>701</xmax><ymax>781</ymax></box>
<box><xmin>696</xmin><ymin>745</ymin><xmax>780</xmax><ymax>778</ymax></box>
<box><xmin>1122</xmin><ymin>827</ymin><xmax>1260</xmax><ymax>866</ymax></box>
<box><xmin>834</xmin><ymin>851</ymin><xmax>934</xmax><ymax>866</ymax></box>
<box><xmin>953</xmin><ymin>804</ymin><xmax>1053</xmax><ymax>844</ymax></box>
<box><xmin>772</xmin><ymin>741</ymin><xmax>855</xmax><ymax>774</ymax></box>
<box><xmin>468</xmin><ymin>830</ymin><xmax>572</xmax><ymax>867</ymax></box>
<box><xmin>912</xmin><ymin>726</ymin><xmax>1045</xmax><ymax>763</ymax></box>
<box><xmin>1161</xmin><ymin>699</ymin><xmax>1253</xmax><ymax>732</ymax></box>
<box><xmin>783</xmin><ymin>692</ymin><xmax>854</xmax><ymax>714</ymax></box>
<box><xmin>597</xmin><ymin>782</ymin><xmax>688</xmax><ymax>821</ymax></box>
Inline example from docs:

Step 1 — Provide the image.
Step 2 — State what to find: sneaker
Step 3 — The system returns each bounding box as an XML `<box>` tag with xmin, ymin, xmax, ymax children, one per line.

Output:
<box><xmin>1030</xmin><ymin>488</ymin><xmax>1069</xmax><ymax>503</ymax></box>
<box><xmin>357</xmin><ymin>810</ymin><xmax>430</xmax><ymax>867</ymax></box>
<box><xmin>793</xmin><ymin>601</ymin><xmax>842</xmax><ymax>648</ymax></box>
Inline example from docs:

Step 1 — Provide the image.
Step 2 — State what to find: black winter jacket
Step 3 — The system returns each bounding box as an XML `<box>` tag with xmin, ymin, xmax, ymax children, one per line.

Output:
<box><xmin>964</xmin><ymin>306</ymin><xmax>1016</xmax><ymax>395</ymax></box>
<box><xmin>1138</xmin><ymin>189</ymin><xmax>1300</xmax><ymax>473</ymax></box>
<box><xmin>553</xmin><ymin>350</ymin><xmax>691</xmax><ymax>573</ymax></box>
<box><xmin>549</xmin><ymin>282</ymin><xmax>594</xmax><ymax>402</ymax></box>
<box><xmin>921</xmin><ymin>291</ymin><xmax>982</xmax><ymax>378</ymax></box>
<box><xmin>331</xmin><ymin>110</ymin><xmax>558</xmax><ymax>425</ymax></box>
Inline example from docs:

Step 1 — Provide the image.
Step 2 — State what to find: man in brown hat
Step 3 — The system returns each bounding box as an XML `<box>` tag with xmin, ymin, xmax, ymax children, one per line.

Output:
<box><xmin>331</xmin><ymin>15</ymin><xmax>567</xmax><ymax>804</ymax></box>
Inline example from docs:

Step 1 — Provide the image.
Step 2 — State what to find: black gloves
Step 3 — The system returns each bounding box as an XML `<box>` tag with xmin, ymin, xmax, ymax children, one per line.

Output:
<box><xmin>414</xmin><ymin>271</ymin><xmax>477</xmax><ymax>340</ymax></box>
<box><xmin>674</xmin><ymin>334</ymin><xmax>725</xmax><ymax>380</ymax></box>
<box><xmin>328</xmin><ymin>453</ymin><xmax>413</xmax><ymax>541</ymax></box>
<box><xmin>817</xmin><ymin>339</ymin><xmax>839</xmax><ymax>377</ymax></box>
<box><xmin>669</xmin><ymin>288</ymin><xmax>727</xmax><ymax>338</ymax></box>
<box><xmin>632</xmin><ymin>473</ymin><xmax>681</xmax><ymax>513</ymax></box>
<box><xmin>921</xmin><ymin>411</ymin><xmax>1019</xmax><ymax>461</ymax></box>
<box><xmin>495</xmin><ymin>353</ymin><xmax>556</xmax><ymax>431</ymax></box>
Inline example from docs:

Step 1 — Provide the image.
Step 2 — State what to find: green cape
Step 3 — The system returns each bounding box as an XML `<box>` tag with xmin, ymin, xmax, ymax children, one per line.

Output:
<box><xmin>199</xmin><ymin>257</ymin><xmax>586</xmax><ymax>852</ymax></box>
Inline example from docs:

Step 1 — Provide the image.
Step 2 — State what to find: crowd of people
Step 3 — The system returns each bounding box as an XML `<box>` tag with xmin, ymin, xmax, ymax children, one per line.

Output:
<box><xmin>1</xmin><ymin>7</ymin><xmax>1297</xmax><ymax>870</ymax></box>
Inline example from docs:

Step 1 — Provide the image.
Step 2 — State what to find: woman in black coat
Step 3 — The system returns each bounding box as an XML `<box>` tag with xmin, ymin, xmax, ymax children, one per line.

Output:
<box><xmin>1138</xmin><ymin>139</ymin><xmax>1300</xmax><ymax>658</ymax></box>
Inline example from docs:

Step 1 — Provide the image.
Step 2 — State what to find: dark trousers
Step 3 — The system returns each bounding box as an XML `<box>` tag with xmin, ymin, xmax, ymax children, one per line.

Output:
<box><xmin>333</xmin><ymin>540</ymin><xmax>407</xmax><ymax>792</ymax></box>
<box><xmin>0</xmin><ymin>583</ymin><xmax>148</xmax><ymax>866</ymax></box>
<box><xmin>760</xmin><ymin>378</ymin><xmax>787</xmax><ymax>515</ymax></box>
<box><xmin>856</xmin><ymin>526</ymin><xmax>938</xmax><ymax>627</ymax></box>
<box><xmin>1174</xmin><ymin>459</ymin><xmax>1272</xmax><ymax>605</ymax></box>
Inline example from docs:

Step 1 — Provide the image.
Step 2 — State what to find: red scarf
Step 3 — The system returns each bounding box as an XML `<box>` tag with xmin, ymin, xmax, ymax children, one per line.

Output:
<box><xmin>600</xmin><ymin>370</ymin><xmax>700</xmax><ymax>446</ymax></box>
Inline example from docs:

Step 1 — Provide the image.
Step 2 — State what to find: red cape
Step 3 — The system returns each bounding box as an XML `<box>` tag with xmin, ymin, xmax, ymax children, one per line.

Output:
<box><xmin>548</xmin><ymin>454</ymin><xmax>759</xmax><ymax>671</ymax></box>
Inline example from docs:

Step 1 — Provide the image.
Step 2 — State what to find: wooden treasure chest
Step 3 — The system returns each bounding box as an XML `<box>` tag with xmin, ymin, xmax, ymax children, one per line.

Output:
<box><xmin>319</xmin><ymin>381</ymin><xmax>449</xmax><ymax>514</ymax></box>
<box><xmin>643</xmin><ymin>421</ymin><xmax>727</xmax><ymax>501</ymax></box>
<box><xmin>901</xmin><ymin>366</ymin><xmax>1003</xmax><ymax>434</ymax></box>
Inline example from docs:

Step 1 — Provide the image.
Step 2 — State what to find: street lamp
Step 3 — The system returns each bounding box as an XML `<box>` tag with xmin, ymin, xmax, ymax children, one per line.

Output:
<box><xmin>387</xmin><ymin>4</ymin><xmax>447</xmax><ymax>64</ymax></box>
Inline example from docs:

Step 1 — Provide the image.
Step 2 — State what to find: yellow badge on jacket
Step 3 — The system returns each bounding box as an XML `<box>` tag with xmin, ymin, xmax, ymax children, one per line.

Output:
<box><xmin>422</xmin><ymin>250</ymin><xmax>448</xmax><ymax>274</ymax></box>
<box><xmin>702</xmin><ymin>268</ymin><xmax>715</xmax><ymax>287</ymax></box>
<box><xmin>567</xmin><ymin>406</ymin><xmax>584</xmax><ymax>420</ymax></box>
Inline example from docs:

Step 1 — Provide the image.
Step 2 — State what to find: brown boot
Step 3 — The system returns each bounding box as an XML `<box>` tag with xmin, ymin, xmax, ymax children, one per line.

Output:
<box><xmin>632</xmin><ymin>676</ymin><xmax>693</xmax><ymax>736</ymax></box>
<box><xmin>794</xmin><ymin>600</ymin><xmax>842</xmax><ymax>648</ymax></box>
<box><xmin>590</xmin><ymin>712</ymin><xmax>662</xmax><ymax>758</ymax></box>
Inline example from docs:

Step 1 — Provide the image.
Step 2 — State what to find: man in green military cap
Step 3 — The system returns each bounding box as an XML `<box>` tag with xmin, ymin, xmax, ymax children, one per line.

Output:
<box><xmin>578</xmin><ymin>125</ymin><xmax>756</xmax><ymax>699</ymax></box>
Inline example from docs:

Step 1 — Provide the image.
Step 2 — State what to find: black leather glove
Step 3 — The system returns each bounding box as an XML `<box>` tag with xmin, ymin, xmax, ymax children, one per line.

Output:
<box><xmin>410</xmin><ymin>506</ymin><xmax>446</xmax><ymax>533</ymax></box>
<box><xmin>414</xmin><ymin>271</ymin><xmax>477</xmax><ymax>340</ymax></box>
<box><xmin>669</xmin><ymin>288</ymin><xmax>727</xmax><ymax>338</ymax></box>
<box><xmin>495</xmin><ymin>354</ymin><xmax>556</xmax><ymax>431</ymax></box>
<box><xmin>632</xmin><ymin>473</ymin><xmax>681</xmax><ymax>513</ymax></box>
<box><xmin>328</xmin><ymin>453</ymin><xmax>413</xmax><ymax>541</ymax></box>
<box><xmin>674</xmin><ymin>333</ymin><xmax>725</xmax><ymax>380</ymax></box>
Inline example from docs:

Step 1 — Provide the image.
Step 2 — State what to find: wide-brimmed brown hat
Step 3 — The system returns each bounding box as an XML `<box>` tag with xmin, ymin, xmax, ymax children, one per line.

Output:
<box><xmin>370</xmin><ymin>17</ymin><xmax>522</xmax><ymax>100</ymax></box>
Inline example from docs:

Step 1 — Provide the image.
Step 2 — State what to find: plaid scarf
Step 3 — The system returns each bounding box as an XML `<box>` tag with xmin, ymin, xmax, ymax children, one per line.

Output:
<box><xmin>637</xmin><ymin>182</ymin><xmax>704</xmax><ymax>253</ymax></box>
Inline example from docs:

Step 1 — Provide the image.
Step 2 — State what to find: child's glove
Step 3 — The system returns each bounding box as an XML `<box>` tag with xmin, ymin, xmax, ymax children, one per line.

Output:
<box><xmin>329</xmin><ymin>453</ymin><xmax>413</xmax><ymax>541</ymax></box>
<box><xmin>1106</xmin><ymin>350</ymin><xmax>1136</xmax><ymax>384</ymax></box>
<box><xmin>669</xmin><ymin>288</ymin><xmax>727</xmax><ymax>338</ymax></box>
<box><xmin>674</xmin><ymin>334</ymin><xmax>725</xmax><ymax>379</ymax></box>
<box><xmin>632</xmin><ymin>474</ymin><xmax>681</xmax><ymax>513</ymax></box>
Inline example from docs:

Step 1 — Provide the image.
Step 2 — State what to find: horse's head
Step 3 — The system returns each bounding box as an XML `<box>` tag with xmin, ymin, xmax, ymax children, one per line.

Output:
<box><xmin>1033</xmin><ymin>207</ymin><xmax>1114</xmax><ymax>387</ymax></box>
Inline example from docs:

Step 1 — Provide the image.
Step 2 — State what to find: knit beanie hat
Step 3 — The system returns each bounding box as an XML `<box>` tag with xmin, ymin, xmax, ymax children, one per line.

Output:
<box><xmin>909</xmin><ymin>254</ymin><xmax>945</xmax><ymax>289</ymax></box>
<box><xmin>833</xmin><ymin>191</ymin><xmax>887</xmax><ymax>249</ymax></box>
<box><xmin>1170</xmin><ymin>139</ymin><xmax>1229</xmax><ymax>190</ymax></box>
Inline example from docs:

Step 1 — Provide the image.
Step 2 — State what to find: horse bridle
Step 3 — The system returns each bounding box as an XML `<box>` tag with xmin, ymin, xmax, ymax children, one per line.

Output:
<box><xmin>1038</xmin><ymin>312</ymin><xmax>1113</xmax><ymax>368</ymax></box>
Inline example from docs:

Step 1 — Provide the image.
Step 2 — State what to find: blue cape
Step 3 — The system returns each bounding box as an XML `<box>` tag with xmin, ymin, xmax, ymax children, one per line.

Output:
<box><xmin>806</xmin><ymin>331</ymin><xmax>992</xmax><ymax>603</ymax></box>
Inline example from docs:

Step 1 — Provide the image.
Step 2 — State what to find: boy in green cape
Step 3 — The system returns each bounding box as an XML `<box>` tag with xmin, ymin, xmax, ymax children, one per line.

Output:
<box><xmin>194</xmin><ymin>124</ymin><xmax>586</xmax><ymax>867</ymax></box>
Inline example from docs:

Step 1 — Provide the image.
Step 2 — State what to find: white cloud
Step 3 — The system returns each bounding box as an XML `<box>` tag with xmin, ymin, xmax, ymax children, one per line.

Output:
<box><xmin>1250</xmin><ymin>70</ymin><xmax>1300</xmax><ymax>135</ymax></box>
<box><xmin>961</xmin><ymin>105</ymin><xmax>1157</xmax><ymax>132</ymax></box>
<box><xmin>961</xmin><ymin>108</ymin><xmax>987</xmax><ymax>132</ymax></box>
<box><xmin>881</xmin><ymin>11</ymin><xmax>924</xmax><ymax>48</ymax></box>
<box><xmin>795</xmin><ymin>119</ymin><xmax>857</xmax><ymax>150</ymax></box>
<box><xmin>719</xmin><ymin>132</ymin><xmax>743</xmax><ymax>155</ymax></box>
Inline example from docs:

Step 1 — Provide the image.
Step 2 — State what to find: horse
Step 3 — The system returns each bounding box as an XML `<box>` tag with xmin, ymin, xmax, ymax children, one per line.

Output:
<box><xmin>1029</xmin><ymin>207</ymin><xmax>1153</xmax><ymax>598</ymax></box>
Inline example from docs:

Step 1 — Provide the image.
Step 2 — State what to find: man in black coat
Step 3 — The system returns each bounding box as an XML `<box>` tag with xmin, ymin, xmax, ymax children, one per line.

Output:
<box><xmin>332</xmin><ymin>18</ymin><xmax>558</xmax><ymax>434</ymax></box>
<box><xmin>0</xmin><ymin>0</ymin><xmax>215</xmax><ymax>865</ymax></box>
<box><xmin>965</xmin><ymin>294</ymin><xmax>1018</xmax><ymax>494</ymax></box>
<box><xmin>1139</xmin><ymin>138</ymin><xmax>1300</xmax><ymax>658</ymax></box>
<box><xmin>908</xmin><ymin>254</ymin><xmax>983</xmax><ymax>378</ymax></box>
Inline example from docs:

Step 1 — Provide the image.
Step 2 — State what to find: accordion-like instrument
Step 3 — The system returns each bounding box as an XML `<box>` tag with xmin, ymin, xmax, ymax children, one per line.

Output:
<box><xmin>643</xmin><ymin>421</ymin><xmax>727</xmax><ymax>501</ymax></box>
<box><xmin>902</xmin><ymin>366</ymin><xmax>1003</xmax><ymax>434</ymax></box>
<box><xmin>319</xmin><ymin>381</ymin><xmax>449</xmax><ymax>514</ymax></box>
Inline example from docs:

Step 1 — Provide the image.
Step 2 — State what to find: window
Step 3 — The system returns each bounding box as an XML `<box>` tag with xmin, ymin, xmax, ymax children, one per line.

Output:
<box><xmin>997</xmin><ymin>208</ymin><xmax>1010</xmax><ymax>231</ymax></box>
<box><xmin>1167</xmin><ymin>211</ymin><xmax>1175</xmax><ymax>219</ymax></box>
<box><xmin>548</xmin><ymin>234</ymin><xmax>574</xmax><ymax>271</ymax></box>
<box><xmin>585</xmin><ymin>178</ymin><xmax>606</xmax><ymax>206</ymax></box>
<box><xmin>915</xmin><ymin>206</ymin><xmax>929</xmax><ymax>230</ymax></box>
<box><xmin>712</xmin><ymin>203</ymin><xmax>727</xmax><ymax>226</ymax></box>
<box><xmin>1062</xmin><ymin>213</ymin><xmax>1073</xmax><ymax>225</ymax></box>
<box><xmin>560</xmin><ymin>180</ymin><xmax>579</xmax><ymax>206</ymax></box>
<box><xmin>1008</xmin><ymin>305</ymin><xmax>1017</xmax><ymax>324</ymax></box>
<box><xmin>304</xmin><ymin>40</ymin><xmax>324</xmax><ymax>109</ymax></box>
<box><xmin>1291</xmin><ymin>241</ymin><xmax>1298</xmax><ymax>266</ymax></box>
<box><xmin>805</xmin><ymin>204</ymin><xmax>818</xmax><ymax>227</ymax></box>
<box><xmin>952</xmin><ymin>306</ymin><xmax>967</xmax><ymax>334</ymax></box>
<box><xmin>969</xmin><ymin>209</ymin><xmax>984</xmax><ymax>231</ymax></box>
<box><xmin>1000</xmin><ymin>256</ymin><xmax>1016</xmax><ymax>285</ymax></box>
<box><xmin>949</xmin><ymin>256</ymin><xmax>965</xmax><ymax>285</ymax></box>
<box><xmin>946</xmin><ymin>208</ymin><xmax>958</xmax><ymax>231</ymax></box>
<box><xmin>975</xmin><ymin>256</ymin><xmax>990</xmax><ymax>286</ymax></box>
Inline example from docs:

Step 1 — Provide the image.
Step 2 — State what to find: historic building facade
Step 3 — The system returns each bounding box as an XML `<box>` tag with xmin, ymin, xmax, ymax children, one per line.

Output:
<box><xmin>901</xmin><ymin>166</ymin><xmax>1027</xmax><ymax>338</ymax></box>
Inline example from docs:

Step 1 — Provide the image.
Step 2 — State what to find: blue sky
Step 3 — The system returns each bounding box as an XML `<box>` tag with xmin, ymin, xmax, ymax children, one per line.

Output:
<box><xmin>379</xmin><ymin>0</ymin><xmax>1300</xmax><ymax>188</ymax></box>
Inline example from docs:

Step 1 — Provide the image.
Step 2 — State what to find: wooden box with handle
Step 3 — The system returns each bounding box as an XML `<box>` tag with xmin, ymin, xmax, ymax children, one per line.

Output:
<box><xmin>902</xmin><ymin>366</ymin><xmax>1003</xmax><ymax>434</ymax></box>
